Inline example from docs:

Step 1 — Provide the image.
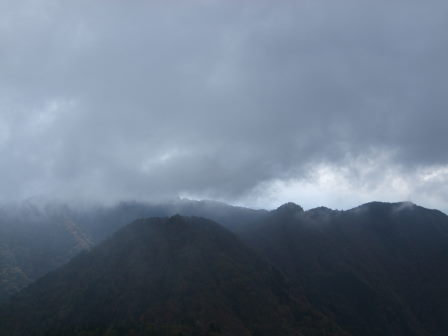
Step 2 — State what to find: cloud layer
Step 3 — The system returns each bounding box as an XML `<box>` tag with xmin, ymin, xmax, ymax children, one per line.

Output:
<box><xmin>1</xmin><ymin>0</ymin><xmax>447</xmax><ymax>210</ymax></box>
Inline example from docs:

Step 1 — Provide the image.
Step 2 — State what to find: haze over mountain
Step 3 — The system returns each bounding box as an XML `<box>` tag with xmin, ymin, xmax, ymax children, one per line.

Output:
<box><xmin>7</xmin><ymin>199</ymin><xmax>258</xmax><ymax>303</ymax></box>
<box><xmin>0</xmin><ymin>199</ymin><xmax>265</xmax><ymax>303</ymax></box>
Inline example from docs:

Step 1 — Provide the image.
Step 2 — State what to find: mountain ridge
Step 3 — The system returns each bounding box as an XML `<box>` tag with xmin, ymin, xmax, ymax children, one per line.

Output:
<box><xmin>1</xmin><ymin>200</ymin><xmax>448</xmax><ymax>335</ymax></box>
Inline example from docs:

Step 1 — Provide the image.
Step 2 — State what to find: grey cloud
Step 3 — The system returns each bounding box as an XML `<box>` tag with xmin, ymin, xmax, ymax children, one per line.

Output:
<box><xmin>0</xmin><ymin>0</ymin><xmax>447</xmax><ymax>206</ymax></box>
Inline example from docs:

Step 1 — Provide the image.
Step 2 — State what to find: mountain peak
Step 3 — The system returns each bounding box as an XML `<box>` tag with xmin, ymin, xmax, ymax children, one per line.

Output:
<box><xmin>274</xmin><ymin>202</ymin><xmax>304</xmax><ymax>215</ymax></box>
<box><xmin>305</xmin><ymin>206</ymin><xmax>335</xmax><ymax>217</ymax></box>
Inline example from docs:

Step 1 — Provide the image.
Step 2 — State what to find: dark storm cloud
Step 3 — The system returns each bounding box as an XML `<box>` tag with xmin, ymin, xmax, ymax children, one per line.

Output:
<box><xmin>0</xmin><ymin>0</ymin><xmax>447</xmax><ymax>207</ymax></box>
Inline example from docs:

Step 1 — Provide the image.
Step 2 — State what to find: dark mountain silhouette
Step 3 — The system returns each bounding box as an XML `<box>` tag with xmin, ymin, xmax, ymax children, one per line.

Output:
<box><xmin>240</xmin><ymin>201</ymin><xmax>448</xmax><ymax>336</ymax></box>
<box><xmin>1</xmin><ymin>200</ymin><xmax>448</xmax><ymax>335</ymax></box>
<box><xmin>0</xmin><ymin>215</ymin><xmax>344</xmax><ymax>336</ymax></box>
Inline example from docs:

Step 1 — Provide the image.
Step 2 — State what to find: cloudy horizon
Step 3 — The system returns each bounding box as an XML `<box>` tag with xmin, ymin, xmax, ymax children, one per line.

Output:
<box><xmin>1</xmin><ymin>0</ymin><xmax>447</xmax><ymax>212</ymax></box>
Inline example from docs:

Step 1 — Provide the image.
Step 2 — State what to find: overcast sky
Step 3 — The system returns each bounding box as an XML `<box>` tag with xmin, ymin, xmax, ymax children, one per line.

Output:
<box><xmin>1</xmin><ymin>0</ymin><xmax>447</xmax><ymax>211</ymax></box>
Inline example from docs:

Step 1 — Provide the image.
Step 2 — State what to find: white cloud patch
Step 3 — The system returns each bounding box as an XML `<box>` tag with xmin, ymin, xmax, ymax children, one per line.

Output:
<box><xmin>235</xmin><ymin>157</ymin><xmax>448</xmax><ymax>212</ymax></box>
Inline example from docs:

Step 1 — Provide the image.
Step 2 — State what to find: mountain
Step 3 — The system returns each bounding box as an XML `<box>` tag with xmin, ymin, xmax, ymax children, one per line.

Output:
<box><xmin>2</xmin><ymin>199</ymin><xmax>448</xmax><ymax>335</ymax></box>
<box><xmin>0</xmin><ymin>199</ymin><xmax>265</xmax><ymax>303</ymax></box>
<box><xmin>0</xmin><ymin>215</ymin><xmax>345</xmax><ymax>336</ymax></box>
<box><xmin>240</xmin><ymin>201</ymin><xmax>448</xmax><ymax>336</ymax></box>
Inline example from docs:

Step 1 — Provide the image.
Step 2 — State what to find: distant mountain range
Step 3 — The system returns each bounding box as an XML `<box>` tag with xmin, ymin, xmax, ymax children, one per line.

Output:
<box><xmin>1</xmin><ymin>200</ymin><xmax>448</xmax><ymax>335</ymax></box>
